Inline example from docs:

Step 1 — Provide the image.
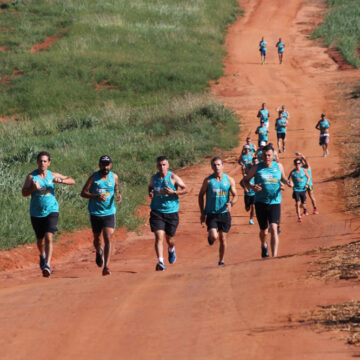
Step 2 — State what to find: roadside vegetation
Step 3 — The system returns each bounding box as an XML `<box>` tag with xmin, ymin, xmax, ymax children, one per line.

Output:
<box><xmin>0</xmin><ymin>0</ymin><xmax>242</xmax><ymax>249</ymax></box>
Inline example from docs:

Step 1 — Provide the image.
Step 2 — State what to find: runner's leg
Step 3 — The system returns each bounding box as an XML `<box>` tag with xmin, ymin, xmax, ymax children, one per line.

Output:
<box><xmin>218</xmin><ymin>231</ymin><xmax>227</xmax><ymax>263</ymax></box>
<box><xmin>44</xmin><ymin>232</ymin><xmax>54</xmax><ymax>266</ymax></box>
<box><xmin>103</xmin><ymin>227</ymin><xmax>114</xmax><ymax>268</ymax></box>
<box><xmin>269</xmin><ymin>223</ymin><xmax>279</xmax><ymax>257</ymax></box>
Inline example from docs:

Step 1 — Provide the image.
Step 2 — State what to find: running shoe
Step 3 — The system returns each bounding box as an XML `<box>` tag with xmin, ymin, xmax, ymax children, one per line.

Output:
<box><xmin>313</xmin><ymin>209</ymin><xmax>319</xmax><ymax>215</ymax></box>
<box><xmin>283</xmin><ymin>148</ymin><xmax>286</xmax><ymax>153</ymax></box>
<box><xmin>95</xmin><ymin>247</ymin><xmax>104</xmax><ymax>267</ymax></box>
<box><xmin>303</xmin><ymin>209</ymin><xmax>309</xmax><ymax>216</ymax></box>
<box><xmin>42</xmin><ymin>264</ymin><xmax>51</xmax><ymax>278</ymax></box>
<box><xmin>208</xmin><ymin>235</ymin><xmax>215</xmax><ymax>246</ymax></box>
<box><xmin>218</xmin><ymin>261</ymin><xmax>225</xmax><ymax>266</ymax></box>
<box><xmin>249</xmin><ymin>219</ymin><xmax>255</xmax><ymax>225</ymax></box>
<box><xmin>279</xmin><ymin>149</ymin><xmax>282</xmax><ymax>153</ymax></box>
<box><xmin>102</xmin><ymin>267</ymin><xmax>111</xmax><ymax>276</ymax></box>
<box><xmin>168</xmin><ymin>249</ymin><xmax>176</xmax><ymax>264</ymax></box>
<box><xmin>261</xmin><ymin>242</ymin><xmax>270</xmax><ymax>258</ymax></box>
<box><xmin>277</xmin><ymin>225</ymin><xmax>281</xmax><ymax>234</ymax></box>
<box><xmin>39</xmin><ymin>255</ymin><xmax>46</xmax><ymax>270</ymax></box>
<box><xmin>298</xmin><ymin>217</ymin><xmax>302</xmax><ymax>223</ymax></box>
<box><xmin>155</xmin><ymin>262</ymin><xmax>166</xmax><ymax>271</ymax></box>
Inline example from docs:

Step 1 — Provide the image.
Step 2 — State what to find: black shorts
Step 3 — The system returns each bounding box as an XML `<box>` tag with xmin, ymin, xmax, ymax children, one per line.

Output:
<box><xmin>150</xmin><ymin>210</ymin><xmax>179</xmax><ymax>237</ymax></box>
<box><xmin>90</xmin><ymin>214</ymin><xmax>116</xmax><ymax>234</ymax></box>
<box><xmin>255</xmin><ymin>202</ymin><xmax>281</xmax><ymax>230</ymax></box>
<box><xmin>292</xmin><ymin>191</ymin><xmax>306</xmax><ymax>204</ymax></box>
<box><xmin>31</xmin><ymin>212</ymin><xmax>59</xmax><ymax>239</ymax></box>
<box><xmin>319</xmin><ymin>135</ymin><xmax>329</xmax><ymax>145</ymax></box>
<box><xmin>206</xmin><ymin>212</ymin><xmax>231</xmax><ymax>233</ymax></box>
<box><xmin>244</xmin><ymin>195</ymin><xmax>255</xmax><ymax>210</ymax></box>
<box><xmin>277</xmin><ymin>132</ymin><xmax>286</xmax><ymax>140</ymax></box>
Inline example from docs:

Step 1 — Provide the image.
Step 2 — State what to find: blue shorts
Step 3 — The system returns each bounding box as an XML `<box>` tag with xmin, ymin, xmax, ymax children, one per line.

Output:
<box><xmin>260</xmin><ymin>49</ymin><xmax>266</xmax><ymax>56</ymax></box>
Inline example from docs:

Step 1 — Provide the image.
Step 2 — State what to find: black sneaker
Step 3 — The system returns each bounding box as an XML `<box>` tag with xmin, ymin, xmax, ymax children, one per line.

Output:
<box><xmin>261</xmin><ymin>242</ymin><xmax>270</xmax><ymax>258</ymax></box>
<box><xmin>102</xmin><ymin>267</ymin><xmax>111</xmax><ymax>276</ymax></box>
<box><xmin>208</xmin><ymin>235</ymin><xmax>215</xmax><ymax>246</ymax></box>
<box><xmin>42</xmin><ymin>264</ymin><xmax>51</xmax><ymax>277</ymax></box>
<box><xmin>155</xmin><ymin>262</ymin><xmax>166</xmax><ymax>271</ymax></box>
<box><xmin>39</xmin><ymin>255</ymin><xmax>46</xmax><ymax>270</ymax></box>
<box><xmin>277</xmin><ymin>225</ymin><xmax>281</xmax><ymax>234</ymax></box>
<box><xmin>218</xmin><ymin>261</ymin><xmax>225</xmax><ymax>266</ymax></box>
<box><xmin>95</xmin><ymin>247</ymin><xmax>104</xmax><ymax>267</ymax></box>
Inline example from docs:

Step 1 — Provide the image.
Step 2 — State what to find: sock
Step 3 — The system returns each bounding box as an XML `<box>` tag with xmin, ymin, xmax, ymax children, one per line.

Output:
<box><xmin>158</xmin><ymin>257</ymin><xmax>164</xmax><ymax>264</ymax></box>
<box><xmin>168</xmin><ymin>246</ymin><xmax>175</xmax><ymax>253</ymax></box>
<box><xmin>41</xmin><ymin>253</ymin><xmax>46</xmax><ymax>259</ymax></box>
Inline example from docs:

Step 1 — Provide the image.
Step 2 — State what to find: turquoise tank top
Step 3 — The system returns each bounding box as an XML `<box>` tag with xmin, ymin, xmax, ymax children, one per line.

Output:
<box><xmin>307</xmin><ymin>168</ymin><xmax>313</xmax><ymax>186</ymax></box>
<box><xmin>292</xmin><ymin>168</ymin><xmax>307</xmax><ymax>192</ymax></box>
<box><xmin>150</xmin><ymin>171</ymin><xmax>179</xmax><ymax>214</ymax></box>
<box><xmin>277</xmin><ymin>41</ymin><xmax>284</xmax><ymax>52</ymax></box>
<box><xmin>88</xmin><ymin>171</ymin><xmax>116</xmax><ymax>216</ymax></box>
<box><xmin>258</xmin><ymin>126</ymin><xmax>268</xmax><ymax>142</ymax></box>
<box><xmin>246</xmin><ymin>177</ymin><xmax>256</xmax><ymax>197</ymax></box>
<box><xmin>259</xmin><ymin>109</ymin><xmax>269</xmax><ymax>121</ymax></box>
<box><xmin>30</xmin><ymin>170</ymin><xmax>59</xmax><ymax>217</ymax></box>
<box><xmin>276</xmin><ymin>118</ymin><xmax>287</xmax><ymax>133</ymax></box>
<box><xmin>259</xmin><ymin>41</ymin><xmax>267</xmax><ymax>50</ymax></box>
<box><xmin>249</xmin><ymin>143</ymin><xmax>256</xmax><ymax>154</ymax></box>
<box><xmin>254</xmin><ymin>162</ymin><xmax>282</xmax><ymax>204</ymax></box>
<box><xmin>241</xmin><ymin>153</ymin><xmax>253</xmax><ymax>169</ymax></box>
<box><xmin>205</xmin><ymin>173</ymin><xmax>231</xmax><ymax>214</ymax></box>
<box><xmin>319</xmin><ymin>119</ymin><xmax>329</xmax><ymax>130</ymax></box>
<box><xmin>282</xmin><ymin>110</ymin><xmax>288</xmax><ymax>119</ymax></box>
<box><xmin>257</xmin><ymin>150</ymin><xmax>263</xmax><ymax>162</ymax></box>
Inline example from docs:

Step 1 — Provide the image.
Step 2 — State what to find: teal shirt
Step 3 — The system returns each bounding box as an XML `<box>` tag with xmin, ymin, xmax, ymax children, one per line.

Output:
<box><xmin>30</xmin><ymin>170</ymin><xmax>59</xmax><ymax>217</ymax></box>
<box><xmin>307</xmin><ymin>168</ymin><xmax>313</xmax><ymax>186</ymax></box>
<box><xmin>259</xmin><ymin>109</ymin><xmax>269</xmax><ymax>121</ymax></box>
<box><xmin>282</xmin><ymin>110</ymin><xmax>288</xmax><ymax>119</ymax></box>
<box><xmin>254</xmin><ymin>162</ymin><xmax>282</xmax><ymax>204</ymax></box>
<box><xmin>319</xmin><ymin>119</ymin><xmax>329</xmax><ymax>130</ymax></box>
<box><xmin>257</xmin><ymin>126</ymin><xmax>268</xmax><ymax>142</ymax></box>
<box><xmin>241</xmin><ymin>153</ymin><xmax>253</xmax><ymax>169</ymax></box>
<box><xmin>291</xmin><ymin>168</ymin><xmax>308</xmax><ymax>192</ymax></box>
<box><xmin>277</xmin><ymin>41</ymin><xmax>284</xmax><ymax>53</ymax></box>
<box><xmin>205</xmin><ymin>173</ymin><xmax>231</xmax><ymax>214</ymax></box>
<box><xmin>88</xmin><ymin>171</ymin><xmax>116</xmax><ymax>216</ymax></box>
<box><xmin>150</xmin><ymin>171</ymin><xmax>179</xmax><ymax>214</ymax></box>
<box><xmin>259</xmin><ymin>41</ymin><xmax>267</xmax><ymax>50</ymax></box>
<box><xmin>276</xmin><ymin>118</ymin><xmax>287</xmax><ymax>133</ymax></box>
<box><xmin>249</xmin><ymin>143</ymin><xmax>256</xmax><ymax>155</ymax></box>
<box><xmin>246</xmin><ymin>177</ymin><xmax>256</xmax><ymax>197</ymax></box>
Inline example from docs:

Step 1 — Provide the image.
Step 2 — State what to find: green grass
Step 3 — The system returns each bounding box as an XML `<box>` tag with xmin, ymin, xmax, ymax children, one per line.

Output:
<box><xmin>312</xmin><ymin>0</ymin><xmax>360</xmax><ymax>68</ymax></box>
<box><xmin>0</xmin><ymin>0</ymin><xmax>241</xmax><ymax>249</ymax></box>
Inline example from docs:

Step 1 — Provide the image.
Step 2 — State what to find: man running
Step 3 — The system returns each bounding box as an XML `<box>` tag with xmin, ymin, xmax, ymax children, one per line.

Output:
<box><xmin>257</xmin><ymin>103</ymin><xmax>270</xmax><ymax>129</ymax></box>
<box><xmin>81</xmin><ymin>155</ymin><xmax>122</xmax><ymax>276</ymax></box>
<box><xmin>22</xmin><ymin>151</ymin><xmax>75</xmax><ymax>277</ymax></box>
<box><xmin>315</xmin><ymin>113</ymin><xmax>330</xmax><ymax>157</ymax></box>
<box><xmin>245</xmin><ymin>137</ymin><xmax>257</xmax><ymax>155</ymax></box>
<box><xmin>240</xmin><ymin>158</ymin><xmax>258</xmax><ymax>225</ymax></box>
<box><xmin>255</xmin><ymin>120</ymin><xmax>269</xmax><ymax>147</ymax></box>
<box><xmin>278</xmin><ymin>105</ymin><xmax>290</xmax><ymax>121</ymax></box>
<box><xmin>243</xmin><ymin>144</ymin><xmax>290</xmax><ymax>258</ymax></box>
<box><xmin>259</xmin><ymin>36</ymin><xmax>267</xmax><ymax>64</ymax></box>
<box><xmin>148</xmin><ymin>156</ymin><xmax>187</xmax><ymax>271</ymax></box>
<box><xmin>275</xmin><ymin>111</ymin><xmax>288</xmax><ymax>153</ymax></box>
<box><xmin>238</xmin><ymin>145</ymin><xmax>253</xmax><ymax>176</ymax></box>
<box><xmin>295</xmin><ymin>152</ymin><xmax>318</xmax><ymax>214</ymax></box>
<box><xmin>288</xmin><ymin>158</ymin><xmax>310</xmax><ymax>223</ymax></box>
<box><xmin>199</xmin><ymin>157</ymin><xmax>238</xmax><ymax>266</ymax></box>
<box><xmin>276</xmin><ymin>38</ymin><xmax>285</xmax><ymax>64</ymax></box>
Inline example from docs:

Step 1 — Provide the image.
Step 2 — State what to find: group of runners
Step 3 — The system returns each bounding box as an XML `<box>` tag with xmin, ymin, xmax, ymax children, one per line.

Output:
<box><xmin>259</xmin><ymin>37</ymin><xmax>285</xmax><ymax>64</ymax></box>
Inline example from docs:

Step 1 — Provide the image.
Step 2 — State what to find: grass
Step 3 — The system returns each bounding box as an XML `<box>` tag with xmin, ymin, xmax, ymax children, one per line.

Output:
<box><xmin>312</xmin><ymin>0</ymin><xmax>360</xmax><ymax>68</ymax></box>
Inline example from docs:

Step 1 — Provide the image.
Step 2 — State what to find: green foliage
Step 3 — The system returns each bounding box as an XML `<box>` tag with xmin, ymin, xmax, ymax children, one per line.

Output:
<box><xmin>312</xmin><ymin>0</ymin><xmax>360</xmax><ymax>68</ymax></box>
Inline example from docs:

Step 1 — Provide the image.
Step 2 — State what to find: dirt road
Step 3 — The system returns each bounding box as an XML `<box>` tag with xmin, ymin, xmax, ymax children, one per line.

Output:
<box><xmin>1</xmin><ymin>0</ymin><xmax>360</xmax><ymax>358</ymax></box>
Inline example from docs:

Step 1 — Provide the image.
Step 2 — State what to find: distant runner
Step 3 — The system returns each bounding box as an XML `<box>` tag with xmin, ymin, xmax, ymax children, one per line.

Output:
<box><xmin>288</xmin><ymin>158</ymin><xmax>310</xmax><ymax>223</ymax></box>
<box><xmin>275</xmin><ymin>111</ymin><xmax>288</xmax><ymax>153</ymax></box>
<box><xmin>255</xmin><ymin>120</ymin><xmax>269</xmax><ymax>147</ymax></box>
<box><xmin>259</xmin><ymin>36</ymin><xmax>267</xmax><ymax>64</ymax></box>
<box><xmin>257</xmin><ymin>103</ymin><xmax>270</xmax><ymax>129</ymax></box>
<box><xmin>22</xmin><ymin>151</ymin><xmax>75</xmax><ymax>277</ymax></box>
<box><xmin>243</xmin><ymin>144</ymin><xmax>291</xmax><ymax>258</ymax></box>
<box><xmin>199</xmin><ymin>157</ymin><xmax>238</xmax><ymax>266</ymax></box>
<box><xmin>238</xmin><ymin>145</ymin><xmax>253</xmax><ymax>176</ymax></box>
<box><xmin>276</xmin><ymin>38</ymin><xmax>285</xmax><ymax>64</ymax></box>
<box><xmin>245</xmin><ymin>137</ymin><xmax>257</xmax><ymax>155</ymax></box>
<box><xmin>315</xmin><ymin>113</ymin><xmax>330</xmax><ymax>157</ymax></box>
<box><xmin>295</xmin><ymin>152</ymin><xmax>318</xmax><ymax>214</ymax></box>
<box><xmin>81</xmin><ymin>155</ymin><xmax>122</xmax><ymax>276</ymax></box>
<box><xmin>277</xmin><ymin>105</ymin><xmax>290</xmax><ymax>121</ymax></box>
<box><xmin>148</xmin><ymin>156</ymin><xmax>187</xmax><ymax>271</ymax></box>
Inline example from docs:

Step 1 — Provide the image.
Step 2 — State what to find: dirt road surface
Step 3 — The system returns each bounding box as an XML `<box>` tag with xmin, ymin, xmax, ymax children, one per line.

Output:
<box><xmin>1</xmin><ymin>0</ymin><xmax>360</xmax><ymax>359</ymax></box>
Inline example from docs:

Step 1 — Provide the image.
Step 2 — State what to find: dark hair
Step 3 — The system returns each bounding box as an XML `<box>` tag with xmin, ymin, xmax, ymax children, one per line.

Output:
<box><xmin>37</xmin><ymin>151</ymin><xmax>51</xmax><ymax>161</ymax></box>
<box><xmin>156</xmin><ymin>156</ymin><xmax>168</xmax><ymax>163</ymax></box>
<box><xmin>262</xmin><ymin>144</ymin><xmax>274</xmax><ymax>152</ymax></box>
<box><xmin>294</xmin><ymin>159</ymin><xmax>301</xmax><ymax>165</ymax></box>
<box><xmin>211</xmin><ymin>157</ymin><xmax>223</xmax><ymax>166</ymax></box>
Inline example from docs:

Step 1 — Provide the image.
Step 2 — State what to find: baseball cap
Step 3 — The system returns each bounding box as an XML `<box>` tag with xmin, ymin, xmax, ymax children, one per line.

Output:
<box><xmin>260</xmin><ymin>141</ymin><xmax>266</xmax><ymax>146</ymax></box>
<box><xmin>243</xmin><ymin>145</ymin><xmax>250</xmax><ymax>149</ymax></box>
<box><xmin>99</xmin><ymin>155</ymin><xmax>112</xmax><ymax>164</ymax></box>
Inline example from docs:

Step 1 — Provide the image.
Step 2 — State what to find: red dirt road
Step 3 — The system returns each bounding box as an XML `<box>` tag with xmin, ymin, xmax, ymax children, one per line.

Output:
<box><xmin>1</xmin><ymin>0</ymin><xmax>360</xmax><ymax>359</ymax></box>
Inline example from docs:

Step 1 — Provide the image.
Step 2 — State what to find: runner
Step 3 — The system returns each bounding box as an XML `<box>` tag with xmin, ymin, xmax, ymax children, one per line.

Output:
<box><xmin>278</xmin><ymin>105</ymin><xmax>290</xmax><ymax>121</ymax></box>
<box><xmin>315</xmin><ymin>113</ymin><xmax>330</xmax><ymax>157</ymax></box>
<box><xmin>275</xmin><ymin>111</ymin><xmax>288</xmax><ymax>153</ymax></box>
<box><xmin>81</xmin><ymin>155</ymin><xmax>122</xmax><ymax>276</ymax></box>
<box><xmin>288</xmin><ymin>158</ymin><xmax>310</xmax><ymax>223</ymax></box>
<box><xmin>198</xmin><ymin>157</ymin><xmax>238</xmax><ymax>265</ymax></box>
<box><xmin>148</xmin><ymin>156</ymin><xmax>187</xmax><ymax>271</ymax></box>
<box><xmin>259</xmin><ymin>36</ymin><xmax>267</xmax><ymax>64</ymax></box>
<box><xmin>256</xmin><ymin>141</ymin><xmax>266</xmax><ymax>162</ymax></box>
<box><xmin>243</xmin><ymin>144</ymin><xmax>291</xmax><ymax>258</ymax></box>
<box><xmin>295</xmin><ymin>152</ymin><xmax>319</xmax><ymax>214</ymax></box>
<box><xmin>257</xmin><ymin>103</ymin><xmax>270</xmax><ymax>129</ymax></box>
<box><xmin>245</xmin><ymin>137</ymin><xmax>257</xmax><ymax>155</ymax></box>
<box><xmin>240</xmin><ymin>158</ymin><xmax>258</xmax><ymax>225</ymax></box>
<box><xmin>276</xmin><ymin>38</ymin><xmax>285</xmax><ymax>64</ymax></box>
<box><xmin>21</xmin><ymin>151</ymin><xmax>75</xmax><ymax>277</ymax></box>
<box><xmin>255</xmin><ymin>120</ymin><xmax>269</xmax><ymax>147</ymax></box>
<box><xmin>238</xmin><ymin>145</ymin><xmax>253</xmax><ymax>176</ymax></box>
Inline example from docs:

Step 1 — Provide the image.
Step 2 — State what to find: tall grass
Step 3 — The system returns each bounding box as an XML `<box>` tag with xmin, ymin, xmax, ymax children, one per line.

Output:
<box><xmin>0</xmin><ymin>0</ymin><xmax>241</xmax><ymax>249</ymax></box>
<box><xmin>312</xmin><ymin>0</ymin><xmax>360</xmax><ymax>68</ymax></box>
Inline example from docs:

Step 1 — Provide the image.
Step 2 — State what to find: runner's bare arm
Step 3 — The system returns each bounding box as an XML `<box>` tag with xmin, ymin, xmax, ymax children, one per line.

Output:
<box><xmin>52</xmin><ymin>172</ymin><xmax>75</xmax><ymax>185</ymax></box>
<box><xmin>80</xmin><ymin>174</ymin><xmax>105</xmax><ymax>201</ymax></box>
<box><xmin>287</xmin><ymin>169</ymin><xmax>294</xmax><ymax>187</ymax></box>
<box><xmin>303</xmin><ymin>169</ymin><xmax>310</xmax><ymax>187</ymax></box>
<box><xmin>198</xmin><ymin>178</ymin><xmax>209</xmax><ymax>224</ymax></box>
<box><xmin>226</xmin><ymin>176</ymin><xmax>238</xmax><ymax>212</ymax></box>
<box><xmin>113</xmin><ymin>173</ymin><xmax>122</xmax><ymax>203</ymax></box>
<box><xmin>279</xmin><ymin>163</ymin><xmax>291</xmax><ymax>187</ymax></box>
<box><xmin>170</xmin><ymin>173</ymin><xmax>188</xmax><ymax>195</ymax></box>
<box><xmin>21</xmin><ymin>174</ymin><xmax>39</xmax><ymax>197</ymax></box>
<box><xmin>315</xmin><ymin>121</ymin><xmax>321</xmax><ymax>130</ymax></box>
<box><xmin>148</xmin><ymin>176</ymin><xmax>154</xmax><ymax>199</ymax></box>
<box><xmin>243</xmin><ymin>164</ymin><xmax>262</xmax><ymax>192</ymax></box>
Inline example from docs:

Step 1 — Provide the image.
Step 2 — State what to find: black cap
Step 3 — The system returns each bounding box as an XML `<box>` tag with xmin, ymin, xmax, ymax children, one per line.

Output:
<box><xmin>99</xmin><ymin>155</ymin><xmax>112</xmax><ymax>164</ymax></box>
